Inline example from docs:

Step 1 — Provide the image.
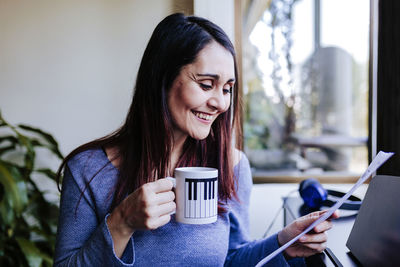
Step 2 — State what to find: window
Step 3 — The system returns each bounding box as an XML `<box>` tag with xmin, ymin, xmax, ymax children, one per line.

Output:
<box><xmin>243</xmin><ymin>0</ymin><xmax>370</xmax><ymax>179</ymax></box>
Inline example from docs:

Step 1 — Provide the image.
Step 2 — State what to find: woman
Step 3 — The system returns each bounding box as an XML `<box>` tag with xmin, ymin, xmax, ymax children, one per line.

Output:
<box><xmin>54</xmin><ymin>13</ymin><xmax>337</xmax><ymax>266</ymax></box>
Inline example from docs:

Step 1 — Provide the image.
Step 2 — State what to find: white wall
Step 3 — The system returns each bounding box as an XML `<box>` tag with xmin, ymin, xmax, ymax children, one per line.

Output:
<box><xmin>194</xmin><ymin>0</ymin><xmax>235</xmax><ymax>41</ymax></box>
<box><xmin>0</xmin><ymin>0</ymin><xmax>187</xmax><ymax>155</ymax></box>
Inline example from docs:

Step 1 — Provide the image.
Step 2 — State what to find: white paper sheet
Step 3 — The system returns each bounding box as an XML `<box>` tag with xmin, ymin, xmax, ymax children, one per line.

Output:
<box><xmin>255</xmin><ymin>151</ymin><xmax>394</xmax><ymax>267</ymax></box>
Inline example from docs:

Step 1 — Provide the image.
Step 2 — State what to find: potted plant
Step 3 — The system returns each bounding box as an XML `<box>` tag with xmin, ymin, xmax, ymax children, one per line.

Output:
<box><xmin>0</xmin><ymin>111</ymin><xmax>63</xmax><ymax>266</ymax></box>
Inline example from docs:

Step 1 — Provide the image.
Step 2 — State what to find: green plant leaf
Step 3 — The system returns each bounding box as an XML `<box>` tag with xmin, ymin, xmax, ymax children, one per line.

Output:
<box><xmin>0</xmin><ymin>181</ymin><xmax>3</xmax><ymax>201</ymax></box>
<box><xmin>21</xmin><ymin>135</ymin><xmax>35</xmax><ymax>171</ymax></box>
<box><xmin>27</xmin><ymin>194</ymin><xmax>59</xmax><ymax>234</ymax></box>
<box><xmin>35</xmin><ymin>168</ymin><xmax>57</xmax><ymax>181</ymax></box>
<box><xmin>29</xmin><ymin>225</ymin><xmax>53</xmax><ymax>241</ymax></box>
<box><xmin>0</xmin><ymin>111</ymin><xmax>60</xmax><ymax>263</ymax></box>
<box><xmin>0</xmin><ymin>162</ymin><xmax>28</xmax><ymax>228</ymax></box>
<box><xmin>0</xmin><ymin>144</ymin><xmax>17</xmax><ymax>157</ymax></box>
<box><xmin>0</xmin><ymin>164</ymin><xmax>25</xmax><ymax>215</ymax></box>
<box><xmin>16</xmin><ymin>238</ymin><xmax>43</xmax><ymax>267</ymax></box>
<box><xmin>0</xmin><ymin>198</ymin><xmax>15</xmax><ymax>225</ymax></box>
<box><xmin>18</xmin><ymin>124</ymin><xmax>63</xmax><ymax>159</ymax></box>
<box><xmin>0</xmin><ymin>135</ymin><xmax>19</xmax><ymax>146</ymax></box>
<box><xmin>0</xmin><ymin>110</ymin><xmax>5</xmax><ymax>125</ymax></box>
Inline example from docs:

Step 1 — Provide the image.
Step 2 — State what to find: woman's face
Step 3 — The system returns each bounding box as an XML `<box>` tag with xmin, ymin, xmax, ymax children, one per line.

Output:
<box><xmin>168</xmin><ymin>41</ymin><xmax>235</xmax><ymax>142</ymax></box>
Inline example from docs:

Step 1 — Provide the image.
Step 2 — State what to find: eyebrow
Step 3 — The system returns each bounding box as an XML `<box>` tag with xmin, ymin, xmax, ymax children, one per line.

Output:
<box><xmin>196</xmin><ymin>73</ymin><xmax>235</xmax><ymax>83</ymax></box>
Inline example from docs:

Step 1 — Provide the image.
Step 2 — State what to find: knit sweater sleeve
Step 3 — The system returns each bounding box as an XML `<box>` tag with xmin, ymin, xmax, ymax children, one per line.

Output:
<box><xmin>53</xmin><ymin>154</ymin><xmax>135</xmax><ymax>266</ymax></box>
<box><xmin>224</xmin><ymin>153</ymin><xmax>298</xmax><ymax>267</ymax></box>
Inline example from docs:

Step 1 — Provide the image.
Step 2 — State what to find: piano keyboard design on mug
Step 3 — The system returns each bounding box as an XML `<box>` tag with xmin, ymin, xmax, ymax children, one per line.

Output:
<box><xmin>184</xmin><ymin>177</ymin><xmax>218</xmax><ymax>219</ymax></box>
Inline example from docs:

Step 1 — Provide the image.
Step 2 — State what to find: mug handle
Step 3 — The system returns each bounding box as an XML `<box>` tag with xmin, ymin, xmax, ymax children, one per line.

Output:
<box><xmin>165</xmin><ymin>176</ymin><xmax>176</xmax><ymax>188</ymax></box>
<box><xmin>165</xmin><ymin>177</ymin><xmax>176</xmax><ymax>215</ymax></box>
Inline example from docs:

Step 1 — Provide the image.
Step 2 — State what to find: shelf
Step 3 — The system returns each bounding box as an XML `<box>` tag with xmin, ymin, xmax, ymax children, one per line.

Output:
<box><xmin>252</xmin><ymin>169</ymin><xmax>362</xmax><ymax>184</ymax></box>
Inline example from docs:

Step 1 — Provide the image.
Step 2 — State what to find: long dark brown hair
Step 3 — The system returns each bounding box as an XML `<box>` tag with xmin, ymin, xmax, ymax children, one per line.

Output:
<box><xmin>56</xmin><ymin>13</ymin><xmax>242</xmax><ymax>211</ymax></box>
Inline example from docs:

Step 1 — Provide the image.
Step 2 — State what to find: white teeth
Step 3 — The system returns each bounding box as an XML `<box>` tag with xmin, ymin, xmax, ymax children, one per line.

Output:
<box><xmin>194</xmin><ymin>112</ymin><xmax>211</xmax><ymax>121</ymax></box>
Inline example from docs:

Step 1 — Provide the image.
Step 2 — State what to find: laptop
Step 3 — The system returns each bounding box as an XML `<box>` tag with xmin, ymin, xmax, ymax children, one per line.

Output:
<box><xmin>346</xmin><ymin>175</ymin><xmax>400</xmax><ymax>266</ymax></box>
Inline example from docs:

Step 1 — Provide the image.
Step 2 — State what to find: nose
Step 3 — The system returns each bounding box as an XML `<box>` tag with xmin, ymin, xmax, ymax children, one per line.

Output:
<box><xmin>208</xmin><ymin>89</ymin><xmax>228</xmax><ymax>112</ymax></box>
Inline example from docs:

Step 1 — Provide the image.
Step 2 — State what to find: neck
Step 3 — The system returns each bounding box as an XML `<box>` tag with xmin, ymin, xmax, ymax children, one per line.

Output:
<box><xmin>170</xmin><ymin>131</ymin><xmax>187</xmax><ymax>174</ymax></box>
<box><xmin>104</xmin><ymin>145</ymin><xmax>120</xmax><ymax>169</ymax></box>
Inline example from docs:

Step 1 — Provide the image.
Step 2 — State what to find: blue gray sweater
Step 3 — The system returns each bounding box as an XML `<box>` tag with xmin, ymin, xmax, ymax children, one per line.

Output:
<box><xmin>54</xmin><ymin>148</ymin><xmax>301</xmax><ymax>266</ymax></box>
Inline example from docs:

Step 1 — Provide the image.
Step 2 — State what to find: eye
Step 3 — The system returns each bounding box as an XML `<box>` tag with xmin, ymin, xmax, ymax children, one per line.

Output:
<box><xmin>223</xmin><ymin>83</ymin><xmax>234</xmax><ymax>94</ymax></box>
<box><xmin>223</xmin><ymin>87</ymin><xmax>232</xmax><ymax>94</ymax></box>
<box><xmin>199</xmin><ymin>80</ymin><xmax>213</xmax><ymax>90</ymax></box>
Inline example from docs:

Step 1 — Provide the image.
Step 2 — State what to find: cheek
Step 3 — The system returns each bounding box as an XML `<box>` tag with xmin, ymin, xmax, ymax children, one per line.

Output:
<box><xmin>174</xmin><ymin>84</ymin><xmax>197</xmax><ymax>107</ymax></box>
<box><xmin>181</xmin><ymin>94</ymin><xmax>195</xmax><ymax>108</ymax></box>
<box><xmin>223</xmin><ymin>96</ymin><xmax>231</xmax><ymax>112</ymax></box>
<box><xmin>168</xmin><ymin>83</ymin><xmax>187</xmax><ymax>112</ymax></box>
<box><xmin>216</xmin><ymin>100</ymin><xmax>231</xmax><ymax>121</ymax></box>
<box><xmin>180</xmin><ymin>91</ymin><xmax>204</xmax><ymax>111</ymax></box>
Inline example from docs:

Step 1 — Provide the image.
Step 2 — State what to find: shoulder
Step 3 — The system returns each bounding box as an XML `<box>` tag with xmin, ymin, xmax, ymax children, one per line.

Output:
<box><xmin>229</xmin><ymin>150</ymin><xmax>252</xmax><ymax>215</ymax></box>
<box><xmin>232</xmin><ymin>148</ymin><xmax>250</xmax><ymax>171</ymax></box>
<box><xmin>232</xmin><ymin>149</ymin><xmax>252</xmax><ymax>193</ymax></box>
<box><xmin>65</xmin><ymin>148</ymin><xmax>115</xmax><ymax>186</ymax></box>
<box><xmin>232</xmin><ymin>148</ymin><xmax>242</xmax><ymax>166</ymax></box>
<box><xmin>61</xmin><ymin>148</ymin><xmax>118</xmax><ymax>223</ymax></box>
<box><xmin>232</xmin><ymin>148</ymin><xmax>250</xmax><ymax>169</ymax></box>
<box><xmin>67</xmin><ymin>148</ymin><xmax>105</xmax><ymax>173</ymax></box>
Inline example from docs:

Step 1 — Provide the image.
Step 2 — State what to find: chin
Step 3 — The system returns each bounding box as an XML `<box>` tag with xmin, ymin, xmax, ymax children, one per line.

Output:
<box><xmin>191</xmin><ymin>134</ymin><xmax>209</xmax><ymax>141</ymax></box>
<box><xmin>190</xmin><ymin>129</ymin><xmax>211</xmax><ymax>140</ymax></box>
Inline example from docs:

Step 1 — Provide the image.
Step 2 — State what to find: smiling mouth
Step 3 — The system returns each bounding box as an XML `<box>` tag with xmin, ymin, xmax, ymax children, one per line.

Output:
<box><xmin>192</xmin><ymin>111</ymin><xmax>212</xmax><ymax>121</ymax></box>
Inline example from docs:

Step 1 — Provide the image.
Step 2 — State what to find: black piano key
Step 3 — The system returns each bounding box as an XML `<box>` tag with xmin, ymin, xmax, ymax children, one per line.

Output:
<box><xmin>186</xmin><ymin>177</ymin><xmax>217</xmax><ymax>203</ymax></box>
<box><xmin>214</xmin><ymin>180</ymin><xmax>216</xmax><ymax>199</ymax></box>
<box><xmin>208</xmin><ymin>180</ymin><xmax>212</xmax><ymax>200</ymax></box>
<box><xmin>188</xmin><ymin>180</ymin><xmax>192</xmax><ymax>200</ymax></box>
<box><xmin>193</xmin><ymin>181</ymin><xmax>197</xmax><ymax>200</ymax></box>
<box><xmin>204</xmin><ymin>181</ymin><xmax>206</xmax><ymax>199</ymax></box>
<box><xmin>199</xmin><ymin>183</ymin><xmax>202</xmax><ymax>217</ymax></box>
<box><xmin>212</xmin><ymin>180</ymin><xmax>215</xmax><ymax>199</ymax></box>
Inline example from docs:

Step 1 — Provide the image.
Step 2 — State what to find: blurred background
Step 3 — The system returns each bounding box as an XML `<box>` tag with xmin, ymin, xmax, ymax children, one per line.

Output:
<box><xmin>0</xmin><ymin>0</ymin><xmax>372</xmax><ymax>181</ymax></box>
<box><xmin>1</xmin><ymin>0</ymin><xmax>197</xmax><ymax>156</ymax></box>
<box><xmin>242</xmin><ymin>0</ymin><xmax>369</xmax><ymax>182</ymax></box>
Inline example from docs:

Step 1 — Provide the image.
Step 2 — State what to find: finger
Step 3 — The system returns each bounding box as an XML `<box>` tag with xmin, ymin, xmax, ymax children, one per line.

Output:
<box><xmin>318</xmin><ymin>209</ymin><xmax>340</xmax><ymax>220</ymax></box>
<box><xmin>143</xmin><ymin>201</ymin><xmax>176</xmax><ymax>221</ymax></box>
<box><xmin>299</xmin><ymin>232</ymin><xmax>328</xmax><ymax>243</ymax></box>
<box><xmin>329</xmin><ymin>210</ymin><xmax>340</xmax><ymax>220</ymax></box>
<box><xmin>146</xmin><ymin>214</ymin><xmax>171</xmax><ymax>230</ymax></box>
<box><xmin>296</xmin><ymin>211</ymin><xmax>325</xmax><ymax>229</ymax></box>
<box><xmin>158</xmin><ymin>213</ymin><xmax>172</xmax><ymax>227</ymax></box>
<box><xmin>155</xmin><ymin>190</ymin><xmax>175</xmax><ymax>205</ymax></box>
<box><xmin>297</xmin><ymin>210</ymin><xmax>337</xmax><ymax>231</ymax></box>
<box><xmin>311</xmin><ymin>210</ymin><xmax>329</xmax><ymax>217</ymax></box>
<box><xmin>157</xmin><ymin>201</ymin><xmax>176</xmax><ymax>216</ymax></box>
<box><xmin>314</xmin><ymin>219</ymin><xmax>333</xmax><ymax>233</ymax></box>
<box><xmin>147</xmin><ymin>178</ymin><xmax>174</xmax><ymax>193</ymax></box>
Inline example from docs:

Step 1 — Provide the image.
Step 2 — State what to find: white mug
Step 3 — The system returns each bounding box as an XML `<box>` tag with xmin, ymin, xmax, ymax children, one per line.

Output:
<box><xmin>167</xmin><ymin>167</ymin><xmax>218</xmax><ymax>224</ymax></box>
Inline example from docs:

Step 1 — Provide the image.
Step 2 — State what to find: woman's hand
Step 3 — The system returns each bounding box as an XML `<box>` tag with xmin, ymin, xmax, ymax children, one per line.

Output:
<box><xmin>107</xmin><ymin>178</ymin><xmax>176</xmax><ymax>257</ymax></box>
<box><xmin>278</xmin><ymin>210</ymin><xmax>340</xmax><ymax>259</ymax></box>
